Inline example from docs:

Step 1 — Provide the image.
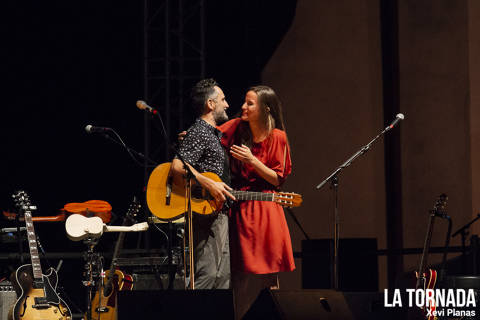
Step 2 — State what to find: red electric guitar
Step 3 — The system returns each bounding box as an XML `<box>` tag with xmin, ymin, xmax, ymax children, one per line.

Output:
<box><xmin>415</xmin><ymin>193</ymin><xmax>448</xmax><ymax>320</ymax></box>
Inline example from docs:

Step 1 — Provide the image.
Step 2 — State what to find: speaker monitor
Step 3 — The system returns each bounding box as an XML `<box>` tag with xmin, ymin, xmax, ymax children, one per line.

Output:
<box><xmin>131</xmin><ymin>273</ymin><xmax>184</xmax><ymax>290</ymax></box>
<box><xmin>302</xmin><ymin>238</ymin><xmax>378</xmax><ymax>291</ymax></box>
<box><xmin>118</xmin><ymin>289</ymin><xmax>234</xmax><ymax>320</ymax></box>
<box><xmin>244</xmin><ymin>290</ymin><xmax>407</xmax><ymax>320</ymax></box>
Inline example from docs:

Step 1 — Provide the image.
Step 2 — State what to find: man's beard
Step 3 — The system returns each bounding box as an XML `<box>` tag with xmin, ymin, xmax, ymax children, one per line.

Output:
<box><xmin>213</xmin><ymin>109</ymin><xmax>228</xmax><ymax>125</ymax></box>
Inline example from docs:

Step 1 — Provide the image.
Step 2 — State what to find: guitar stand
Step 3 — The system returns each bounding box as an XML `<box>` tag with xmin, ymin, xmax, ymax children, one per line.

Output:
<box><xmin>35</xmin><ymin>234</ymin><xmax>82</xmax><ymax>315</ymax></box>
<box><xmin>165</xmin><ymin>221</ymin><xmax>182</xmax><ymax>290</ymax></box>
<box><xmin>82</xmin><ymin>237</ymin><xmax>103</xmax><ymax>320</ymax></box>
<box><xmin>452</xmin><ymin>214</ymin><xmax>480</xmax><ymax>275</ymax></box>
<box><xmin>185</xmin><ymin>171</ymin><xmax>195</xmax><ymax>290</ymax></box>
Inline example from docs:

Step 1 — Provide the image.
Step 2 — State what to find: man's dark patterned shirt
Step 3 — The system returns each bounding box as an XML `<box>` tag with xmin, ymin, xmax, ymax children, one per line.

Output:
<box><xmin>177</xmin><ymin>118</ymin><xmax>230</xmax><ymax>184</ymax></box>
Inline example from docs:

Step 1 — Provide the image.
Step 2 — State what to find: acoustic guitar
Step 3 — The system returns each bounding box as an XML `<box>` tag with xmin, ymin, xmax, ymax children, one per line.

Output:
<box><xmin>147</xmin><ymin>162</ymin><xmax>303</xmax><ymax>220</ymax></box>
<box><xmin>415</xmin><ymin>193</ymin><xmax>448</xmax><ymax>320</ymax></box>
<box><xmin>86</xmin><ymin>199</ymin><xmax>141</xmax><ymax>320</ymax></box>
<box><xmin>65</xmin><ymin>215</ymin><xmax>148</xmax><ymax>242</ymax></box>
<box><xmin>9</xmin><ymin>191</ymin><xmax>71</xmax><ymax>320</ymax></box>
<box><xmin>3</xmin><ymin>210</ymin><xmax>66</xmax><ymax>222</ymax></box>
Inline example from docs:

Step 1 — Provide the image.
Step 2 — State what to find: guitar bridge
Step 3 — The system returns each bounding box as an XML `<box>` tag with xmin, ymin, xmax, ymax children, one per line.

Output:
<box><xmin>96</xmin><ymin>306</ymin><xmax>109</xmax><ymax>313</ymax></box>
<box><xmin>33</xmin><ymin>296</ymin><xmax>51</xmax><ymax>309</ymax></box>
<box><xmin>165</xmin><ymin>176</ymin><xmax>172</xmax><ymax>205</ymax></box>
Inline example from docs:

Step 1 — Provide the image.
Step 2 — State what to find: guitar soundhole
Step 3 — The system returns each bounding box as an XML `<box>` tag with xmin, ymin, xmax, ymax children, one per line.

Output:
<box><xmin>192</xmin><ymin>186</ymin><xmax>205</xmax><ymax>199</ymax></box>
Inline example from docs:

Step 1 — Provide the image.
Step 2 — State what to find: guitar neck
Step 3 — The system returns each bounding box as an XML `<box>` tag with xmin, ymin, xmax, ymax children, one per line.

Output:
<box><xmin>24</xmin><ymin>209</ymin><xmax>43</xmax><ymax>281</ymax></box>
<box><xmin>105</xmin><ymin>213</ymin><xmax>135</xmax><ymax>289</ymax></box>
<box><xmin>108</xmin><ymin>232</ymin><xmax>126</xmax><ymax>275</ymax></box>
<box><xmin>417</xmin><ymin>213</ymin><xmax>436</xmax><ymax>286</ymax></box>
<box><xmin>231</xmin><ymin>191</ymin><xmax>275</xmax><ymax>201</ymax></box>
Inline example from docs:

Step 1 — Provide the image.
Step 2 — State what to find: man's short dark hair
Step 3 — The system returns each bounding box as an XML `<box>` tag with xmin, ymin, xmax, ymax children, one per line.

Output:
<box><xmin>191</xmin><ymin>78</ymin><xmax>218</xmax><ymax>116</ymax></box>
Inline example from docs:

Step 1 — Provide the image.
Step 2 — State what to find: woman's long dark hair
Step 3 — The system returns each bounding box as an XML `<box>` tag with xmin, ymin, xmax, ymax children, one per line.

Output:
<box><xmin>238</xmin><ymin>85</ymin><xmax>288</xmax><ymax>147</ymax></box>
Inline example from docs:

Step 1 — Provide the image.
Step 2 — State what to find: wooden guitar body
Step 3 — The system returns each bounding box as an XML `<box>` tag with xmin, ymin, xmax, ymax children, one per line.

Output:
<box><xmin>9</xmin><ymin>191</ymin><xmax>72</xmax><ymax>320</ymax></box>
<box><xmin>87</xmin><ymin>269</ymin><xmax>133</xmax><ymax>320</ymax></box>
<box><xmin>147</xmin><ymin>163</ymin><xmax>220</xmax><ymax>220</ymax></box>
<box><xmin>9</xmin><ymin>264</ymin><xmax>71</xmax><ymax>320</ymax></box>
<box><xmin>86</xmin><ymin>199</ymin><xmax>139</xmax><ymax>320</ymax></box>
<box><xmin>63</xmin><ymin>200</ymin><xmax>112</xmax><ymax>223</ymax></box>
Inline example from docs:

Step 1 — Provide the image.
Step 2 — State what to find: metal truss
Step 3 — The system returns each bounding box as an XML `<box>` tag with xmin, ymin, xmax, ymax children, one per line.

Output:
<box><xmin>142</xmin><ymin>0</ymin><xmax>206</xmax><ymax>174</ymax></box>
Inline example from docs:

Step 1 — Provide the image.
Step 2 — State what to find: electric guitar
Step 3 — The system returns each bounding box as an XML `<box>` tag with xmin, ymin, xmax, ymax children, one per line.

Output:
<box><xmin>9</xmin><ymin>190</ymin><xmax>72</xmax><ymax>320</ymax></box>
<box><xmin>147</xmin><ymin>162</ymin><xmax>303</xmax><ymax>220</ymax></box>
<box><xmin>86</xmin><ymin>199</ymin><xmax>141</xmax><ymax>320</ymax></box>
<box><xmin>415</xmin><ymin>193</ymin><xmax>448</xmax><ymax>320</ymax></box>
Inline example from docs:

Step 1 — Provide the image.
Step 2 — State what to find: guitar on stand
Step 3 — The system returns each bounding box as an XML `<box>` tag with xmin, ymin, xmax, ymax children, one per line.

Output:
<box><xmin>415</xmin><ymin>193</ymin><xmax>448</xmax><ymax>320</ymax></box>
<box><xmin>86</xmin><ymin>198</ymin><xmax>141</xmax><ymax>320</ymax></box>
<box><xmin>9</xmin><ymin>190</ymin><xmax>72</xmax><ymax>320</ymax></box>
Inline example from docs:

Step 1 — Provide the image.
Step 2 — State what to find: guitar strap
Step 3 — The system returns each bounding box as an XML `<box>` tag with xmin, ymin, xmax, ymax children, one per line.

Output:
<box><xmin>222</xmin><ymin>146</ymin><xmax>233</xmax><ymax>210</ymax></box>
<box><xmin>221</xmin><ymin>146</ymin><xmax>231</xmax><ymax>186</ymax></box>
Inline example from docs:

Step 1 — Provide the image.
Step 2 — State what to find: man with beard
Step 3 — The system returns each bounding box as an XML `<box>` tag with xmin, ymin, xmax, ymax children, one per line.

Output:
<box><xmin>171</xmin><ymin>78</ymin><xmax>235</xmax><ymax>289</ymax></box>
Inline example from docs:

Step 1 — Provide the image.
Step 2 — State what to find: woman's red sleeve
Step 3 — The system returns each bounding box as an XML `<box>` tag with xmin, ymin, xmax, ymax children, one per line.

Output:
<box><xmin>217</xmin><ymin>118</ymin><xmax>242</xmax><ymax>148</ymax></box>
<box><xmin>267</xmin><ymin>130</ymin><xmax>292</xmax><ymax>186</ymax></box>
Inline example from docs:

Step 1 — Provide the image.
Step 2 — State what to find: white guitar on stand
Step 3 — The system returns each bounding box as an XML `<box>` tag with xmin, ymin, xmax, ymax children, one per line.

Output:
<box><xmin>65</xmin><ymin>214</ymin><xmax>149</xmax><ymax>241</ymax></box>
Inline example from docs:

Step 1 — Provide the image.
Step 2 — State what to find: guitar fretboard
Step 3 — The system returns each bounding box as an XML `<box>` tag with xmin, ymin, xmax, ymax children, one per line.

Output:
<box><xmin>24</xmin><ymin>209</ymin><xmax>43</xmax><ymax>282</ymax></box>
<box><xmin>231</xmin><ymin>191</ymin><xmax>275</xmax><ymax>201</ymax></box>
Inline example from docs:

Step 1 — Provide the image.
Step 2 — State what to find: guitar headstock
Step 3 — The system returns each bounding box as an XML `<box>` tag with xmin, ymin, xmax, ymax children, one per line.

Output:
<box><xmin>12</xmin><ymin>190</ymin><xmax>36</xmax><ymax>211</ymax></box>
<box><xmin>273</xmin><ymin>192</ymin><xmax>303</xmax><ymax>208</ymax></box>
<box><xmin>431</xmin><ymin>193</ymin><xmax>448</xmax><ymax>218</ymax></box>
<box><xmin>126</xmin><ymin>196</ymin><xmax>142</xmax><ymax>222</ymax></box>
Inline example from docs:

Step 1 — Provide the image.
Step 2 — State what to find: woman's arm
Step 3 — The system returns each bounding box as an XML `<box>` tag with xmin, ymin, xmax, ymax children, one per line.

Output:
<box><xmin>230</xmin><ymin>144</ymin><xmax>281</xmax><ymax>186</ymax></box>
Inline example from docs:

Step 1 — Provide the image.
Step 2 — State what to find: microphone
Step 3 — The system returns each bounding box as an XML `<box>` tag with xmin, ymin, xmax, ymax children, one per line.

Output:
<box><xmin>56</xmin><ymin>260</ymin><xmax>63</xmax><ymax>273</ymax></box>
<box><xmin>385</xmin><ymin>113</ymin><xmax>405</xmax><ymax>131</ymax></box>
<box><xmin>85</xmin><ymin>125</ymin><xmax>112</xmax><ymax>133</ymax></box>
<box><xmin>136</xmin><ymin>100</ymin><xmax>157</xmax><ymax>114</ymax></box>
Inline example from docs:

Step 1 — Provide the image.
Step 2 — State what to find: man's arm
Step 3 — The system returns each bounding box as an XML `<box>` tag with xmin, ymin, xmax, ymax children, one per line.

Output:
<box><xmin>171</xmin><ymin>158</ymin><xmax>235</xmax><ymax>202</ymax></box>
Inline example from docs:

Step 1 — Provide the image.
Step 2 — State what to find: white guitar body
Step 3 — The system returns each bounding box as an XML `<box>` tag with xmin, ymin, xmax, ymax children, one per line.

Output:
<box><xmin>65</xmin><ymin>214</ymin><xmax>148</xmax><ymax>241</ymax></box>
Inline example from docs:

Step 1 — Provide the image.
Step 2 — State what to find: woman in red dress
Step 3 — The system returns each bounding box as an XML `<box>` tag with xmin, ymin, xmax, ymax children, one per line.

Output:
<box><xmin>218</xmin><ymin>85</ymin><xmax>295</xmax><ymax>318</ymax></box>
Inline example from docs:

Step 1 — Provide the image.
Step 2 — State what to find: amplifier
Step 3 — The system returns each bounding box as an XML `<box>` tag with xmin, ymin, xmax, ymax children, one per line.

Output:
<box><xmin>132</xmin><ymin>273</ymin><xmax>185</xmax><ymax>290</ymax></box>
<box><xmin>0</xmin><ymin>281</ymin><xmax>16</xmax><ymax>320</ymax></box>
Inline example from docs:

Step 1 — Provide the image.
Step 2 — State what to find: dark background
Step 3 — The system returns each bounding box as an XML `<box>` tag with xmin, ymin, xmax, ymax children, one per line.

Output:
<box><xmin>0</xmin><ymin>0</ymin><xmax>296</xmax><ymax>214</ymax></box>
<box><xmin>0</xmin><ymin>0</ymin><xmax>297</xmax><ymax>312</ymax></box>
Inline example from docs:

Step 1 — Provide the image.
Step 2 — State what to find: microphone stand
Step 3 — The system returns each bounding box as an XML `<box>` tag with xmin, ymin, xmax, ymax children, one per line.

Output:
<box><xmin>140</xmin><ymin>103</ymin><xmax>182</xmax><ymax>290</ymax></box>
<box><xmin>315</xmin><ymin>124</ymin><xmax>395</xmax><ymax>290</ymax></box>
<box><xmin>173</xmin><ymin>149</ymin><xmax>197</xmax><ymax>290</ymax></box>
<box><xmin>438</xmin><ymin>215</ymin><xmax>452</xmax><ymax>283</ymax></box>
<box><xmin>452</xmin><ymin>213</ymin><xmax>480</xmax><ymax>274</ymax></box>
<box><xmin>95</xmin><ymin>130</ymin><xmax>158</xmax><ymax>167</ymax></box>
